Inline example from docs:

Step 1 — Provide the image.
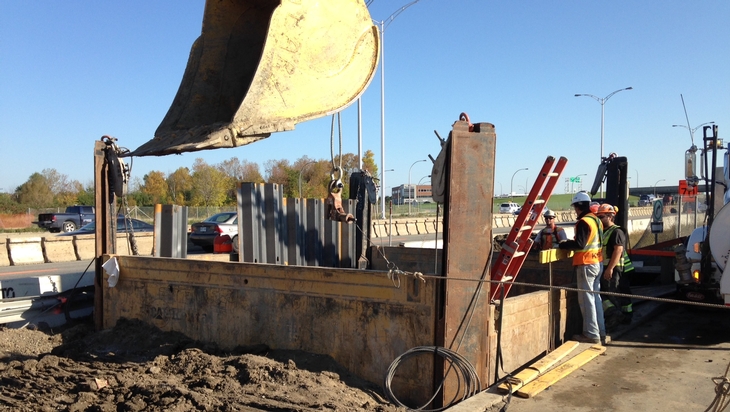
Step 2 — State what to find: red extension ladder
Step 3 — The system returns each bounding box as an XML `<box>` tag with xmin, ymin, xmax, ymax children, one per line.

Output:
<box><xmin>490</xmin><ymin>156</ymin><xmax>568</xmax><ymax>301</ymax></box>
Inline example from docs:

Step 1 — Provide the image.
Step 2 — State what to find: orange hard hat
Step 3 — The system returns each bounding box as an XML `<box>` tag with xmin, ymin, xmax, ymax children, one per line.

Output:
<box><xmin>597</xmin><ymin>203</ymin><xmax>617</xmax><ymax>215</ymax></box>
<box><xmin>589</xmin><ymin>202</ymin><xmax>600</xmax><ymax>213</ymax></box>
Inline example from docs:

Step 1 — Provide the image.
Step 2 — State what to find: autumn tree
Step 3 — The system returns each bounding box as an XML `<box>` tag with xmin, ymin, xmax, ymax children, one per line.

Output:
<box><xmin>167</xmin><ymin>167</ymin><xmax>192</xmax><ymax>205</ymax></box>
<box><xmin>217</xmin><ymin>157</ymin><xmax>264</xmax><ymax>203</ymax></box>
<box><xmin>264</xmin><ymin>159</ymin><xmax>296</xmax><ymax>197</ymax></box>
<box><xmin>141</xmin><ymin>171</ymin><xmax>169</xmax><ymax>205</ymax></box>
<box><xmin>191</xmin><ymin>158</ymin><xmax>228</xmax><ymax>207</ymax></box>
<box><xmin>42</xmin><ymin>169</ymin><xmax>73</xmax><ymax>197</ymax></box>
<box><xmin>55</xmin><ymin>181</ymin><xmax>85</xmax><ymax>206</ymax></box>
<box><xmin>361</xmin><ymin>150</ymin><xmax>379</xmax><ymax>178</ymax></box>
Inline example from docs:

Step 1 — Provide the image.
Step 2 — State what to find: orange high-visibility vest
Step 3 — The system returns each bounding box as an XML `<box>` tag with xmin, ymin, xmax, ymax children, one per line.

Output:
<box><xmin>572</xmin><ymin>213</ymin><xmax>603</xmax><ymax>266</ymax></box>
<box><xmin>538</xmin><ymin>226</ymin><xmax>566</xmax><ymax>250</ymax></box>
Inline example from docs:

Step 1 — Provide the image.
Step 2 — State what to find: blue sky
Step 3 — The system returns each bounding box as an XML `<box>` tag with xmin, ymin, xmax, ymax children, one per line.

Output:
<box><xmin>1</xmin><ymin>1</ymin><xmax>728</xmax><ymax>198</ymax></box>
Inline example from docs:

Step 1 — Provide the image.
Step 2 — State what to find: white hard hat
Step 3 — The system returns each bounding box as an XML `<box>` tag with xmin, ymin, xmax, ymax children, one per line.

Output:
<box><xmin>543</xmin><ymin>209</ymin><xmax>556</xmax><ymax>218</ymax></box>
<box><xmin>571</xmin><ymin>191</ymin><xmax>591</xmax><ymax>205</ymax></box>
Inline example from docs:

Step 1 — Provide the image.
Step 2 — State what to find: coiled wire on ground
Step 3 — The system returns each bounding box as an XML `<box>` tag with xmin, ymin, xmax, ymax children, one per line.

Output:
<box><xmin>383</xmin><ymin>346</ymin><xmax>481</xmax><ymax>411</ymax></box>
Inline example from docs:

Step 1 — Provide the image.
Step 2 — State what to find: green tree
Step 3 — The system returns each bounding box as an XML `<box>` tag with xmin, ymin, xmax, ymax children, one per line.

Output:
<box><xmin>15</xmin><ymin>173</ymin><xmax>53</xmax><ymax>209</ymax></box>
<box><xmin>76</xmin><ymin>181</ymin><xmax>95</xmax><ymax>206</ymax></box>
<box><xmin>0</xmin><ymin>193</ymin><xmax>24</xmax><ymax>214</ymax></box>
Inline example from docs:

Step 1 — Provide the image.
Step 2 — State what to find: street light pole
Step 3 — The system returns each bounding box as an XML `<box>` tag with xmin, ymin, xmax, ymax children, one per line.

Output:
<box><xmin>375</xmin><ymin>0</ymin><xmax>423</xmax><ymax>219</ymax></box>
<box><xmin>409</xmin><ymin>159</ymin><xmax>427</xmax><ymax>215</ymax></box>
<box><xmin>298</xmin><ymin>161</ymin><xmax>316</xmax><ymax>198</ymax></box>
<box><xmin>673</xmin><ymin>122</ymin><xmax>715</xmax><ymax>144</ymax></box>
<box><xmin>575</xmin><ymin>86</ymin><xmax>633</xmax><ymax>197</ymax></box>
<box><xmin>510</xmin><ymin>168</ymin><xmax>528</xmax><ymax>202</ymax></box>
<box><xmin>378</xmin><ymin>169</ymin><xmax>394</xmax><ymax>213</ymax></box>
<box><xmin>654</xmin><ymin>179</ymin><xmax>665</xmax><ymax>197</ymax></box>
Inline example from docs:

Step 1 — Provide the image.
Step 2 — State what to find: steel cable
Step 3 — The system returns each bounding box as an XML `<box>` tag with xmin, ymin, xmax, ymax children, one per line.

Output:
<box><xmin>383</xmin><ymin>346</ymin><xmax>481</xmax><ymax>411</ymax></box>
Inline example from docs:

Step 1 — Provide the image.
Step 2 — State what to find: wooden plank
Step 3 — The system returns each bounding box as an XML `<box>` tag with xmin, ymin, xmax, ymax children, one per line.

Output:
<box><xmin>498</xmin><ymin>340</ymin><xmax>579</xmax><ymax>393</ymax></box>
<box><xmin>516</xmin><ymin>344</ymin><xmax>606</xmax><ymax>398</ymax></box>
<box><xmin>538</xmin><ymin>248</ymin><xmax>574</xmax><ymax>264</ymax></box>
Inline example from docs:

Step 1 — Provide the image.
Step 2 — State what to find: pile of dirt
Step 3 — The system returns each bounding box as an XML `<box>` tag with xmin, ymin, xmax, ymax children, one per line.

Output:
<box><xmin>0</xmin><ymin>318</ymin><xmax>407</xmax><ymax>411</ymax></box>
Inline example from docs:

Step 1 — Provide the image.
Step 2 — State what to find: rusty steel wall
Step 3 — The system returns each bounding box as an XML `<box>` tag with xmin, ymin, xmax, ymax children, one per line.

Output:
<box><xmin>103</xmin><ymin>255</ymin><xmax>438</xmax><ymax>405</ymax></box>
<box><xmin>441</xmin><ymin>120</ymin><xmax>497</xmax><ymax>395</ymax></box>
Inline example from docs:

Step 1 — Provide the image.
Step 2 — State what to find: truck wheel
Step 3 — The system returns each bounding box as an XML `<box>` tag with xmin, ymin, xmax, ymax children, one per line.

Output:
<box><xmin>62</xmin><ymin>221</ymin><xmax>77</xmax><ymax>233</ymax></box>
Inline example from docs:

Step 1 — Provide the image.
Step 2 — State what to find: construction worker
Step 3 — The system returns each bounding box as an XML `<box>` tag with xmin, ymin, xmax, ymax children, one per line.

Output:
<box><xmin>596</xmin><ymin>203</ymin><xmax>634</xmax><ymax>328</ymax></box>
<box><xmin>533</xmin><ymin>209</ymin><xmax>567</xmax><ymax>250</ymax></box>
<box><xmin>558</xmin><ymin>191</ymin><xmax>606</xmax><ymax>344</ymax></box>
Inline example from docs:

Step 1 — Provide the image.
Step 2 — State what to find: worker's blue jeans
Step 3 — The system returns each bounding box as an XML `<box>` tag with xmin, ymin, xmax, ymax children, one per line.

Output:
<box><xmin>576</xmin><ymin>263</ymin><xmax>606</xmax><ymax>340</ymax></box>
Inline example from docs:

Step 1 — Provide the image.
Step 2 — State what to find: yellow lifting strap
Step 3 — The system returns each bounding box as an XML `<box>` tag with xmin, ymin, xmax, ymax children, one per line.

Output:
<box><xmin>130</xmin><ymin>0</ymin><xmax>380</xmax><ymax>157</ymax></box>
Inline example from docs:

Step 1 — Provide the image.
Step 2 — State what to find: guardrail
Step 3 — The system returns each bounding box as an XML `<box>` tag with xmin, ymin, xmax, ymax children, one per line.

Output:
<box><xmin>1</xmin><ymin>208</ymin><xmax>656</xmax><ymax>266</ymax></box>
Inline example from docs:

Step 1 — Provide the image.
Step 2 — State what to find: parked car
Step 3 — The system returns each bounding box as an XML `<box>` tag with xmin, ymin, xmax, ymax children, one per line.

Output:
<box><xmin>499</xmin><ymin>202</ymin><xmax>520</xmax><ymax>214</ymax></box>
<box><xmin>36</xmin><ymin>205</ymin><xmax>95</xmax><ymax>233</ymax></box>
<box><xmin>513</xmin><ymin>206</ymin><xmax>552</xmax><ymax>217</ymax></box>
<box><xmin>189</xmin><ymin>212</ymin><xmax>238</xmax><ymax>253</ymax></box>
<box><xmin>58</xmin><ymin>217</ymin><xmax>153</xmax><ymax>236</ymax></box>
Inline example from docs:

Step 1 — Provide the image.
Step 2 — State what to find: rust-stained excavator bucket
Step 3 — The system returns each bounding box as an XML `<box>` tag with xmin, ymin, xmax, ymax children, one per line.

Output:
<box><xmin>129</xmin><ymin>0</ymin><xmax>379</xmax><ymax>157</ymax></box>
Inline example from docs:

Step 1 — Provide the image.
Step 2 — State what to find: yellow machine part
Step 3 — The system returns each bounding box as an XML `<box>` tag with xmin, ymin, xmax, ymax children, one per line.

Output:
<box><xmin>130</xmin><ymin>0</ymin><xmax>380</xmax><ymax>157</ymax></box>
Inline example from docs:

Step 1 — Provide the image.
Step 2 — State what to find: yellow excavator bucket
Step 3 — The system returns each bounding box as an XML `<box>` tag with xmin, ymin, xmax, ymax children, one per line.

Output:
<box><xmin>130</xmin><ymin>0</ymin><xmax>379</xmax><ymax>157</ymax></box>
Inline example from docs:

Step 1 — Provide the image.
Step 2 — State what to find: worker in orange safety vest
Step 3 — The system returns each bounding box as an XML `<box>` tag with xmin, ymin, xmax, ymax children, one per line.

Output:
<box><xmin>533</xmin><ymin>209</ymin><xmax>567</xmax><ymax>250</ymax></box>
<box><xmin>558</xmin><ymin>191</ymin><xmax>606</xmax><ymax>344</ymax></box>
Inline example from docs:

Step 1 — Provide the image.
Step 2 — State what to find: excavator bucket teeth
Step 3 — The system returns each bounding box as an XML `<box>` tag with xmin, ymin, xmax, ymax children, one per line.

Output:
<box><xmin>129</xmin><ymin>0</ymin><xmax>379</xmax><ymax>157</ymax></box>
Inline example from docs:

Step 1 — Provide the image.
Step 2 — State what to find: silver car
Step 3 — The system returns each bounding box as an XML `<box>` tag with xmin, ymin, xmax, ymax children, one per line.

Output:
<box><xmin>189</xmin><ymin>212</ymin><xmax>238</xmax><ymax>252</ymax></box>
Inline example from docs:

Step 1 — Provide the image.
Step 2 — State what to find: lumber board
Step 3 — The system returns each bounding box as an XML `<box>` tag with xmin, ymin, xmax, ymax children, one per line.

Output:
<box><xmin>498</xmin><ymin>340</ymin><xmax>579</xmax><ymax>393</ymax></box>
<box><xmin>516</xmin><ymin>344</ymin><xmax>606</xmax><ymax>398</ymax></box>
<box><xmin>538</xmin><ymin>248</ymin><xmax>574</xmax><ymax>264</ymax></box>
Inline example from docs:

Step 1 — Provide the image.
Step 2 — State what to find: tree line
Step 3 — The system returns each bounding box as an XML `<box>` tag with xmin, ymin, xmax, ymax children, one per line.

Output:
<box><xmin>0</xmin><ymin>151</ymin><xmax>379</xmax><ymax>214</ymax></box>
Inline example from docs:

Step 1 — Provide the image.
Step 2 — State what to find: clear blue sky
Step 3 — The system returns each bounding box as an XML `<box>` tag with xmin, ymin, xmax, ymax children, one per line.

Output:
<box><xmin>1</xmin><ymin>1</ymin><xmax>728</xmax><ymax>198</ymax></box>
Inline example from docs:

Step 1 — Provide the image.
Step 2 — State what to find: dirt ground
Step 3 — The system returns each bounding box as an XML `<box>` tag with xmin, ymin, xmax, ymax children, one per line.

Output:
<box><xmin>0</xmin><ymin>317</ymin><xmax>407</xmax><ymax>412</ymax></box>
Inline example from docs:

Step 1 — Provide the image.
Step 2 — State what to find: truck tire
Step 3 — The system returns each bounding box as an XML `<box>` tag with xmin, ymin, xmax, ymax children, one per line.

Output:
<box><xmin>232</xmin><ymin>235</ymin><xmax>239</xmax><ymax>253</ymax></box>
<box><xmin>62</xmin><ymin>221</ymin><xmax>77</xmax><ymax>233</ymax></box>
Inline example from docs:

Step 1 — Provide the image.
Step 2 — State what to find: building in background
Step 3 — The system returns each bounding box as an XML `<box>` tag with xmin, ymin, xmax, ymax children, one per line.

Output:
<box><xmin>392</xmin><ymin>184</ymin><xmax>433</xmax><ymax>205</ymax></box>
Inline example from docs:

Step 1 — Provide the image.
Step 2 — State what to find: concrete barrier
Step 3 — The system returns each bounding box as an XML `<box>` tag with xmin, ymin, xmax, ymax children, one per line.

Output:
<box><xmin>405</xmin><ymin>220</ymin><xmax>418</xmax><ymax>235</ymax></box>
<box><xmin>116</xmin><ymin>233</ymin><xmax>154</xmax><ymax>256</ymax></box>
<box><xmin>7</xmin><ymin>237</ymin><xmax>44</xmax><ymax>266</ymax></box>
<box><xmin>42</xmin><ymin>236</ymin><xmax>77</xmax><ymax>263</ymax></box>
<box><xmin>0</xmin><ymin>238</ymin><xmax>9</xmax><ymax>267</ymax></box>
<box><xmin>415</xmin><ymin>220</ymin><xmax>427</xmax><ymax>235</ymax></box>
<box><xmin>74</xmin><ymin>235</ymin><xmax>96</xmax><ymax>261</ymax></box>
